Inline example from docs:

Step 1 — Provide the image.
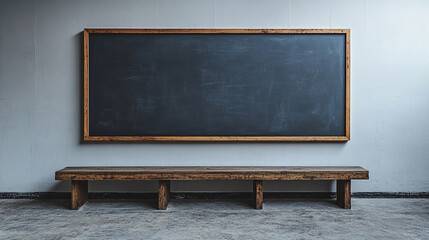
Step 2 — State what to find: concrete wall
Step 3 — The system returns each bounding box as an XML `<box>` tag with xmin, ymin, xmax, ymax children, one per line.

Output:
<box><xmin>1</xmin><ymin>0</ymin><xmax>428</xmax><ymax>193</ymax></box>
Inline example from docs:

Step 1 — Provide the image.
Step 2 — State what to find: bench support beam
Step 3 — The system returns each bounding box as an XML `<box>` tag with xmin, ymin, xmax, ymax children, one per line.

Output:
<box><xmin>337</xmin><ymin>180</ymin><xmax>351</xmax><ymax>209</ymax></box>
<box><xmin>253</xmin><ymin>180</ymin><xmax>263</xmax><ymax>210</ymax></box>
<box><xmin>71</xmin><ymin>180</ymin><xmax>88</xmax><ymax>210</ymax></box>
<box><xmin>158</xmin><ymin>180</ymin><xmax>170</xmax><ymax>210</ymax></box>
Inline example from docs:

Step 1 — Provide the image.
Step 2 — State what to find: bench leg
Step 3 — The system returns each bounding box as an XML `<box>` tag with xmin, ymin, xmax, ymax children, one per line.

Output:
<box><xmin>337</xmin><ymin>180</ymin><xmax>351</xmax><ymax>209</ymax></box>
<box><xmin>71</xmin><ymin>180</ymin><xmax>88</xmax><ymax>210</ymax></box>
<box><xmin>158</xmin><ymin>180</ymin><xmax>170</xmax><ymax>210</ymax></box>
<box><xmin>253</xmin><ymin>180</ymin><xmax>263</xmax><ymax>210</ymax></box>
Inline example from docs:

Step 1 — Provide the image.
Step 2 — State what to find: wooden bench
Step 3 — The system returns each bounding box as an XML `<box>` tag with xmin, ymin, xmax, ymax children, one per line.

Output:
<box><xmin>55</xmin><ymin>166</ymin><xmax>369</xmax><ymax>210</ymax></box>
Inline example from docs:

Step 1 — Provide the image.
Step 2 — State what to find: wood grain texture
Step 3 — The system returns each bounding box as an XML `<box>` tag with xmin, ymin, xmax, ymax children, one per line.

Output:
<box><xmin>253</xmin><ymin>180</ymin><xmax>263</xmax><ymax>210</ymax></box>
<box><xmin>71</xmin><ymin>180</ymin><xmax>88</xmax><ymax>210</ymax></box>
<box><xmin>58</xmin><ymin>166</ymin><xmax>365</xmax><ymax>210</ymax></box>
<box><xmin>85</xmin><ymin>29</ymin><xmax>350</xmax><ymax>34</ymax></box>
<box><xmin>83</xmin><ymin>136</ymin><xmax>350</xmax><ymax>142</ymax></box>
<box><xmin>83</xmin><ymin>29</ymin><xmax>89</xmax><ymax>139</ymax></box>
<box><xmin>158</xmin><ymin>180</ymin><xmax>170</xmax><ymax>210</ymax></box>
<box><xmin>56</xmin><ymin>166</ymin><xmax>369</xmax><ymax>181</ymax></box>
<box><xmin>83</xmin><ymin>28</ymin><xmax>350</xmax><ymax>142</ymax></box>
<box><xmin>345</xmin><ymin>29</ymin><xmax>351</xmax><ymax>140</ymax></box>
<box><xmin>337</xmin><ymin>180</ymin><xmax>351</xmax><ymax>209</ymax></box>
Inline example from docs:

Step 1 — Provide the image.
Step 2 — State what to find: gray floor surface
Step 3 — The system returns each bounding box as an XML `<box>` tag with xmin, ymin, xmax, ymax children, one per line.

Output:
<box><xmin>1</xmin><ymin>198</ymin><xmax>428</xmax><ymax>240</ymax></box>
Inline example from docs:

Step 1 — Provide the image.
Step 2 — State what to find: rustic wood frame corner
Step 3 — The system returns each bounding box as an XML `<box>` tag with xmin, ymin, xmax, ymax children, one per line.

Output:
<box><xmin>83</xmin><ymin>29</ymin><xmax>350</xmax><ymax>142</ymax></box>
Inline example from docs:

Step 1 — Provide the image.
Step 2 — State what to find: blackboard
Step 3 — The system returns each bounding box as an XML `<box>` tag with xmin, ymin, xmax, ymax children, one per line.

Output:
<box><xmin>84</xmin><ymin>29</ymin><xmax>350</xmax><ymax>142</ymax></box>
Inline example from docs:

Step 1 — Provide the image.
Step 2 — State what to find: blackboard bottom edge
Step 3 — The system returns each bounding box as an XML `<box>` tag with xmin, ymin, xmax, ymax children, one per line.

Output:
<box><xmin>83</xmin><ymin>136</ymin><xmax>350</xmax><ymax>142</ymax></box>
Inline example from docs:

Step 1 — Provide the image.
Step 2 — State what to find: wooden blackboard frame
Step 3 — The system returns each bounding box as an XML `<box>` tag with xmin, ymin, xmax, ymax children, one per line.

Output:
<box><xmin>83</xmin><ymin>29</ymin><xmax>350</xmax><ymax>142</ymax></box>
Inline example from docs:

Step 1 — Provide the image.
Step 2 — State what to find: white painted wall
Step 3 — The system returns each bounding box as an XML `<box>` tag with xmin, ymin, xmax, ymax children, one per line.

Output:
<box><xmin>1</xmin><ymin>0</ymin><xmax>428</xmax><ymax>193</ymax></box>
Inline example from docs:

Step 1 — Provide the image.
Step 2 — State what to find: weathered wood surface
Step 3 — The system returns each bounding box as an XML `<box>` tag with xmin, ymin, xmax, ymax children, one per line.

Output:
<box><xmin>253</xmin><ymin>180</ymin><xmax>263</xmax><ymax>210</ymax></box>
<box><xmin>345</xmin><ymin>29</ymin><xmax>351</xmax><ymax>140</ymax></box>
<box><xmin>56</xmin><ymin>166</ymin><xmax>369</xmax><ymax>181</ymax></box>
<box><xmin>85</xmin><ymin>29</ymin><xmax>350</xmax><ymax>34</ymax></box>
<box><xmin>58</xmin><ymin>166</ymin><xmax>367</xmax><ymax>210</ymax></box>
<box><xmin>71</xmin><ymin>180</ymin><xmax>88</xmax><ymax>210</ymax></box>
<box><xmin>83</xmin><ymin>136</ymin><xmax>349</xmax><ymax>142</ymax></box>
<box><xmin>337</xmin><ymin>180</ymin><xmax>351</xmax><ymax>209</ymax></box>
<box><xmin>158</xmin><ymin>180</ymin><xmax>170</xmax><ymax>210</ymax></box>
<box><xmin>83</xmin><ymin>30</ymin><xmax>89</xmax><ymax>138</ymax></box>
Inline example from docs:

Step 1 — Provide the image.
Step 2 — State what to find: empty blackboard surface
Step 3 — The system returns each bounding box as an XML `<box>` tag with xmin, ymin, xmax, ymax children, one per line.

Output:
<box><xmin>84</xmin><ymin>29</ymin><xmax>350</xmax><ymax>141</ymax></box>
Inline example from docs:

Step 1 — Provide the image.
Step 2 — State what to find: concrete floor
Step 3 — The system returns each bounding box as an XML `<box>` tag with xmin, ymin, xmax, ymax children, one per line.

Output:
<box><xmin>0</xmin><ymin>198</ymin><xmax>428</xmax><ymax>240</ymax></box>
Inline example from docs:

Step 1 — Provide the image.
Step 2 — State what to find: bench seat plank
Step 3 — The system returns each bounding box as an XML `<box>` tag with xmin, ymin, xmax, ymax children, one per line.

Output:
<box><xmin>56</xmin><ymin>166</ymin><xmax>369</xmax><ymax>181</ymax></box>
